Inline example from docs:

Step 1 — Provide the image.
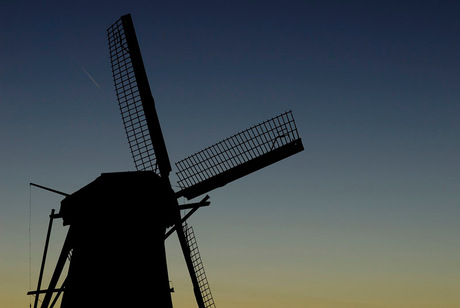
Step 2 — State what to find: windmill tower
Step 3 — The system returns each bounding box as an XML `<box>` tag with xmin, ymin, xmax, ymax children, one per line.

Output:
<box><xmin>28</xmin><ymin>14</ymin><xmax>303</xmax><ymax>308</ymax></box>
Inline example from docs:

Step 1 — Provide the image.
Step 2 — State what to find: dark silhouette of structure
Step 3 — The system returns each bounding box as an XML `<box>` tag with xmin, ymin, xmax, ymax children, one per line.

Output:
<box><xmin>28</xmin><ymin>14</ymin><xmax>303</xmax><ymax>308</ymax></box>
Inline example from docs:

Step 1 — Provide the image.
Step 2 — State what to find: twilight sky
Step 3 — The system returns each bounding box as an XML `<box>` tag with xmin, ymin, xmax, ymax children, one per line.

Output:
<box><xmin>1</xmin><ymin>1</ymin><xmax>459</xmax><ymax>307</ymax></box>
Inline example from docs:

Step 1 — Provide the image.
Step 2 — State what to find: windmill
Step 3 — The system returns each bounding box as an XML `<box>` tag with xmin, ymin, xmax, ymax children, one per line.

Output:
<box><xmin>28</xmin><ymin>14</ymin><xmax>303</xmax><ymax>308</ymax></box>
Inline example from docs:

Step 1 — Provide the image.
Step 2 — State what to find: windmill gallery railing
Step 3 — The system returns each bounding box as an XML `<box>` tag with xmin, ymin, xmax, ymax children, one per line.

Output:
<box><xmin>175</xmin><ymin>111</ymin><xmax>303</xmax><ymax>199</ymax></box>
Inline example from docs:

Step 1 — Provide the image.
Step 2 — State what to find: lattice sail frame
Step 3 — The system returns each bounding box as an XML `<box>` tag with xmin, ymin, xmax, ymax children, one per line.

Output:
<box><xmin>175</xmin><ymin>111</ymin><xmax>303</xmax><ymax>199</ymax></box>
<box><xmin>107</xmin><ymin>17</ymin><xmax>159</xmax><ymax>174</ymax></box>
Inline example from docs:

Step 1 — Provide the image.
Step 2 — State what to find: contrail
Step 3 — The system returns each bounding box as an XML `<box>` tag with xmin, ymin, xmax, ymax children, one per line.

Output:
<box><xmin>76</xmin><ymin>62</ymin><xmax>101</xmax><ymax>88</ymax></box>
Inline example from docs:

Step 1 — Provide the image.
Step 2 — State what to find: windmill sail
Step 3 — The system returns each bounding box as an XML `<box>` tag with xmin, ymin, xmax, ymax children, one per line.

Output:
<box><xmin>107</xmin><ymin>14</ymin><xmax>171</xmax><ymax>177</ymax></box>
<box><xmin>175</xmin><ymin>111</ymin><xmax>304</xmax><ymax>199</ymax></box>
<box><xmin>183</xmin><ymin>223</ymin><xmax>216</xmax><ymax>308</ymax></box>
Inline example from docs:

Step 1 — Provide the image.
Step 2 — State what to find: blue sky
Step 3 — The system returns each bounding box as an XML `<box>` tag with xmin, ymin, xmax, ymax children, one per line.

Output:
<box><xmin>1</xmin><ymin>1</ymin><xmax>459</xmax><ymax>307</ymax></box>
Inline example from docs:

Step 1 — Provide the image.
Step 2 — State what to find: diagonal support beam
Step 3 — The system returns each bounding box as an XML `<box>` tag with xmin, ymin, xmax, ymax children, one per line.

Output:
<box><xmin>40</xmin><ymin>227</ymin><xmax>73</xmax><ymax>308</ymax></box>
<box><xmin>32</xmin><ymin>209</ymin><xmax>55</xmax><ymax>308</ymax></box>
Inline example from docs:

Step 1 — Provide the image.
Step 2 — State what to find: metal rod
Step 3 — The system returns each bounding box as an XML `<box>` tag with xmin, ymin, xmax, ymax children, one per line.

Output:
<box><xmin>27</xmin><ymin>288</ymin><xmax>64</xmax><ymax>295</ymax></box>
<box><xmin>164</xmin><ymin>206</ymin><xmax>200</xmax><ymax>240</ymax></box>
<box><xmin>33</xmin><ymin>209</ymin><xmax>55</xmax><ymax>308</ymax></box>
<box><xmin>165</xmin><ymin>196</ymin><xmax>210</xmax><ymax>239</ymax></box>
<box><xmin>30</xmin><ymin>183</ymin><xmax>69</xmax><ymax>197</ymax></box>
<box><xmin>178</xmin><ymin>201</ymin><xmax>210</xmax><ymax>210</ymax></box>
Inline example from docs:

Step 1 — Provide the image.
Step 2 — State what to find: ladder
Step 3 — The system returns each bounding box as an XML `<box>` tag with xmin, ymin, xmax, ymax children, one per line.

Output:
<box><xmin>183</xmin><ymin>223</ymin><xmax>216</xmax><ymax>308</ymax></box>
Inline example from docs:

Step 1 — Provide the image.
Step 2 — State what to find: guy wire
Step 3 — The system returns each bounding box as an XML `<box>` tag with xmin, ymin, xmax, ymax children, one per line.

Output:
<box><xmin>28</xmin><ymin>184</ymin><xmax>32</xmax><ymax>306</ymax></box>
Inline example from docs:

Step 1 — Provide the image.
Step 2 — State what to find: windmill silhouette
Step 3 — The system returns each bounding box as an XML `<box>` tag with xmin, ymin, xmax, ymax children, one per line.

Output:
<box><xmin>28</xmin><ymin>14</ymin><xmax>303</xmax><ymax>308</ymax></box>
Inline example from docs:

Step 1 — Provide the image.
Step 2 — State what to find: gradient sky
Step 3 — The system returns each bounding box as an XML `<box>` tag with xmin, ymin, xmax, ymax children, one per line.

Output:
<box><xmin>1</xmin><ymin>1</ymin><xmax>459</xmax><ymax>307</ymax></box>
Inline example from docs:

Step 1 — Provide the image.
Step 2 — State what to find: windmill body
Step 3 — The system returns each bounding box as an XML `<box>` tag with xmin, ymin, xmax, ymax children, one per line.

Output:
<box><xmin>59</xmin><ymin>172</ymin><xmax>174</xmax><ymax>308</ymax></box>
<box><xmin>28</xmin><ymin>13</ymin><xmax>304</xmax><ymax>308</ymax></box>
